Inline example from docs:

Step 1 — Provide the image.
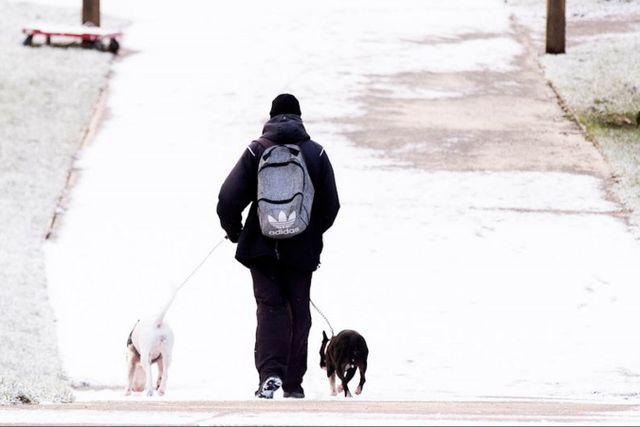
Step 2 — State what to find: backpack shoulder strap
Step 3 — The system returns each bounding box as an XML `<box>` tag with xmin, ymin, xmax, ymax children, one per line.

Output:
<box><xmin>251</xmin><ymin>138</ymin><xmax>279</xmax><ymax>161</ymax></box>
<box><xmin>255</xmin><ymin>138</ymin><xmax>275</xmax><ymax>150</ymax></box>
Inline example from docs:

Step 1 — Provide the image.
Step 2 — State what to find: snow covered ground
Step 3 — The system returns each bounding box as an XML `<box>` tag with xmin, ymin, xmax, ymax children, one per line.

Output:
<box><xmin>510</xmin><ymin>0</ymin><xmax>640</xmax><ymax>121</ymax></box>
<box><xmin>16</xmin><ymin>0</ymin><xmax>640</xmax><ymax>417</ymax></box>
<box><xmin>509</xmin><ymin>0</ymin><xmax>640</xmax><ymax>230</ymax></box>
<box><xmin>541</xmin><ymin>14</ymin><xmax>640</xmax><ymax>232</ymax></box>
<box><xmin>0</xmin><ymin>0</ymin><xmax>117</xmax><ymax>404</ymax></box>
<box><xmin>541</xmin><ymin>35</ymin><xmax>640</xmax><ymax>118</ymax></box>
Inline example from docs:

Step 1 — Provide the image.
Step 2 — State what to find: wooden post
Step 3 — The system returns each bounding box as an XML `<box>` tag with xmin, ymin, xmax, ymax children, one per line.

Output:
<box><xmin>546</xmin><ymin>0</ymin><xmax>566</xmax><ymax>54</ymax></box>
<box><xmin>82</xmin><ymin>0</ymin><xmax>100</xmax><ymax>26</ymax></box>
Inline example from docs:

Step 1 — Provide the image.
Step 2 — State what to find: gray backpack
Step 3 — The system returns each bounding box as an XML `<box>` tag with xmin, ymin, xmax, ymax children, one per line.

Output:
<box><xmin>256</xmin><ymin>140</ymin><xmax>314</xmax><ymax>239</ymax></box>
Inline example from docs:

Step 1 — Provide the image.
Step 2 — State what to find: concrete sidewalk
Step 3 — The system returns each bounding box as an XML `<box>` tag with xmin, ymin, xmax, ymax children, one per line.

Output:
<box><xmin>3</xmin><ymin>400</ymin><xmax>640</xmax><ymax>425</ymax></box>
<box><xmin>30</xmin><ymin>0</ymin><xmax>640</xmax><ymax>424</ymax></box>
<box><xmin>348</xmin><ymin>18</ymin><xmax>613</xmax><ymax>179</ymax></box>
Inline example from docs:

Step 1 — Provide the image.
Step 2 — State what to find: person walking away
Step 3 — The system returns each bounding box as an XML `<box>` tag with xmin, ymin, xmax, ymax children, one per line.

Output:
<box><xmin>217</xmin><ymin>94</ymin><xmax>340</xmax><ymax>398</ymax></box>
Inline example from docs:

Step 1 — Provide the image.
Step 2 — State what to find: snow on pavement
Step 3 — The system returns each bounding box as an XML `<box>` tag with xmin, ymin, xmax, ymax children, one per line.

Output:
<box><xmin>4</xmin><ymin>401</ymin><xmax>640</xmax><ymax>425</ymax></box>
<box><xmin>38</xmin><ymin>0</ymin><xmax>640</xmax><ymax>406</ymax></box>
<box><xmin>4</xmin><ymin>407</ymin><xmax>640</xmax><ymax>426</ymax></box>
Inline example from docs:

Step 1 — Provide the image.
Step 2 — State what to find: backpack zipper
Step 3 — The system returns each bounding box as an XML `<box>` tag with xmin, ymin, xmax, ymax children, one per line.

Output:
<box><xmin>274</xmin><ymin>241</ymin><xmax>280</xmax><ymax>261</ymax></box>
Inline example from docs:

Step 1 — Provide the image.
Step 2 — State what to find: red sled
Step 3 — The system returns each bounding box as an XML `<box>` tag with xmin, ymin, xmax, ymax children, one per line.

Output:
<box><xmin>22</xmin><ymin>22</ymin><xmax>122</xmax><ymax>54</ymax></box>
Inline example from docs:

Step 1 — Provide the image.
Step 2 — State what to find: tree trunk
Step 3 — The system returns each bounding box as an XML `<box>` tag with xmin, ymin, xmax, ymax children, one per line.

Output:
<box><xmin>546</xmin><ymin>0</ymin><xmax>566</xmax><ymax>54</ymax></box>
<box><xmin>82</xmin><ymin>0</ymin><xmax>100</xmax><ymax>27</ymax></box>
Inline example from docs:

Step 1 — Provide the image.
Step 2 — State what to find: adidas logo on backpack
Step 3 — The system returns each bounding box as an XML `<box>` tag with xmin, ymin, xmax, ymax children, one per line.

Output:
<box><xmin>268</xmin><ymin>211</ymin><xmax>297</xmax><ymax>229</ymax></box>
<box><xmin>256</xmin><ymin>140</ymin><xmax>314</xmax><ymax>239</ymax></box>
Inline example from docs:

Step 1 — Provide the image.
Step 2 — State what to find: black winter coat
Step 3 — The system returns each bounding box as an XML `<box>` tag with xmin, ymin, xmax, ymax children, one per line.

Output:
<box><xmin>217</xmin><ymin>114</ymin><xmax>340</xmax><ymax>272</ymax></box>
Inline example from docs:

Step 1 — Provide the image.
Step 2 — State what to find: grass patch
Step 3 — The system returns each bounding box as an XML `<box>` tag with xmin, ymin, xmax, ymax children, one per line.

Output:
<box><xmin>579</xmin><ymin>112</ymin><xmax>640</xmax><ymax>227</ymax></box>
<box><xmin>581</xmin><ymin>111</ymin><xmax>639</xmax><ymax>131</ymax></box>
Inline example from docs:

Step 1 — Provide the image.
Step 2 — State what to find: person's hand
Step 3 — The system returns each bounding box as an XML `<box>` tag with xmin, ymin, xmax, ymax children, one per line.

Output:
<box><xmin>226</xmin><ymin>229</ymin><xmax>241</xmax><ymax>243</ymax></box>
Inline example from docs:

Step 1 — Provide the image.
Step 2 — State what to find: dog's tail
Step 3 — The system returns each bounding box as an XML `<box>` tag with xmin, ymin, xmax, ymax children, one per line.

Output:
<box><xmin>154</xmin><ymin>288</ymin><xmax>179</xmax><ymax>328</ymax></box>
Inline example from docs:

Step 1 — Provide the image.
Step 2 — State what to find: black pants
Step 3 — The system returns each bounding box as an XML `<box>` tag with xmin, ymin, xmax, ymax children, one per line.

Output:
<box><xmin>250</xmin><ymin>261</ymin><xmax>312</xmax><ymax>393</ymax></box>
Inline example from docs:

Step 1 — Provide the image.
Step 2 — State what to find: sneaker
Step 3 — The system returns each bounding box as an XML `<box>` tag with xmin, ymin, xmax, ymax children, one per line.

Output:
<box><xmin>283</xmin><ymin>391</ymin><xmax>305</xmax><ymax>399</ymax></box>
<box><xmin>255</xmin><ymin>376</ymin><xmax>282</xmax><ymax>399</ymax></box>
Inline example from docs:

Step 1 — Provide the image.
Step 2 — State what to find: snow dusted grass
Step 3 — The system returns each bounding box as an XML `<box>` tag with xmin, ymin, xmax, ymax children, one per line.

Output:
<box><xmin>508</xmin><ymin>0</ymin><xmax>640</xmax><ymax>39</ymax></box>
<box><xmin>590</xmin><ymin>126</ymin><xmax>640</xmax><ymax>221</ymax></box>
<box><xmin>0</xmin><ymin>1</ymin><xmax>114</xmax><ymax>404</ymax></box>
<box><xmin>509</xmin><ymin>0</ymin><xmax>640</xmax><ymax>229</ymax></box>
<box><xmin>540</xmin><ymin>33</ymin><xmax>640</xmax><ymax>229</ymax></box>
<box><xmin>510</xmin><ymin>0</ymin><xmax>640</xmax><ymax>229</ymax></box>
<box><xmin>541</xmin><ymin>35</ymin><xmax>640</xmax><ymax>118</ymax></box>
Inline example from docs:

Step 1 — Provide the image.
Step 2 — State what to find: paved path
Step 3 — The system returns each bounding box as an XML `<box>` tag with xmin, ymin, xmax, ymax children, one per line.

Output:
<box><xmin>348</xmin><ymin>18</ymin><xmax>613</xmax><ymax>178</ymax></box>
<box><xmin>3</xmin><ymin>400</ymin><xmax>640</xmax><ymax>425</ymax></box>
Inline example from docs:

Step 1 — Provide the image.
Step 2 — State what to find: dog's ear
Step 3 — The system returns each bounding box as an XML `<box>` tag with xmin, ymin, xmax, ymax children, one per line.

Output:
<box><xmin>322</xmin><ymin>330</ymin><xmax>329</xmax><ymax>342</ymax></box>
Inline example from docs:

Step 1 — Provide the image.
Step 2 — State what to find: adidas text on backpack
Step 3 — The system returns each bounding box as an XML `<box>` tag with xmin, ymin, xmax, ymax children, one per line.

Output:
<box><xmin>256</xmin><ymin>140</ymin><xmax>314</xmax><ymax>239</ymax></box>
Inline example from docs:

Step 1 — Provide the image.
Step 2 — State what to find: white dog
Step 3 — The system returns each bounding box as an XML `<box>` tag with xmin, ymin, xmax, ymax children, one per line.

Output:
<box><xmin>125</xmin><ymin>310</ymin><xmax>174</xmax><ymax>396</ymax></box>
<box><xmin>122</xmin><ymin>237</ymin><xmax>228</xmax><ymax>397</ymax></box>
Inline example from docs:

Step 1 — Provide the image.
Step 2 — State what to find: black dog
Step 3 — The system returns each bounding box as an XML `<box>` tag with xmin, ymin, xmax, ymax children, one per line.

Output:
<box><xmin>320</xmin><ymin>330</ymin><xmax>368</xmax><ymax>397</ymax></box>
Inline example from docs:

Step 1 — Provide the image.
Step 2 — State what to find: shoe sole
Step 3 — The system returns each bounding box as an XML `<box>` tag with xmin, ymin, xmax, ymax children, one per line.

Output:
<box><xmin>257</xmin><ymin>377</ymin><xmax>282</xmax><ymax>399</ymax></box>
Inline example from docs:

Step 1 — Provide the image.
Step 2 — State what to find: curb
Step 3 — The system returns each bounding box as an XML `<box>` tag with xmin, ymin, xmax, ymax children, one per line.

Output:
<box><xmin>45</xmin><ymin>74</ymin><xmax>111</xmax><ymax>240</ymax></box>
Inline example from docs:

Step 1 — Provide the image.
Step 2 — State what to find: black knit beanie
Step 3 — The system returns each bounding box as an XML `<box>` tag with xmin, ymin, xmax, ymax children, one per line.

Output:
<box><xmin>270</xmin><ymin>94</ymin><xmax>301</xmax><ymax>117</ymax></box>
